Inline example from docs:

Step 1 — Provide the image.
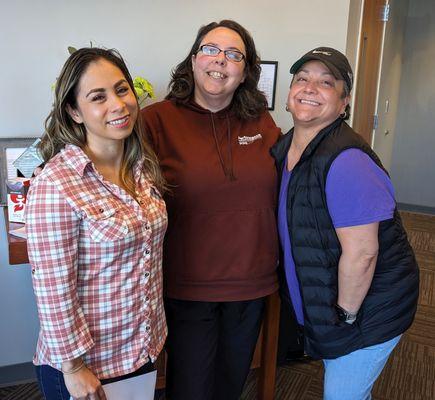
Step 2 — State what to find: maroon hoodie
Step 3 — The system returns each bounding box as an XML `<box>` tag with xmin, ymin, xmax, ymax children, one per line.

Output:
<box><xmin>141</xmin><ymin>99</ymin><xmax>280</xmax><ymax>301</ymax></box>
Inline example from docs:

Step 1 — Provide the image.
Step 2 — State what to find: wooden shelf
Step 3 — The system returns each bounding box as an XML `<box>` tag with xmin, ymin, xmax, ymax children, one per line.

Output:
<box><xmin>3</xmin><ymin>207</ymin><xmax>28</xmax><ymax>265</ymax></box>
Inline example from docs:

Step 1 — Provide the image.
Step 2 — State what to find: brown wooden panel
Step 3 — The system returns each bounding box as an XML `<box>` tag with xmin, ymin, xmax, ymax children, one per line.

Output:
<box><xmin>257</xmin><ymin>291</ymin><xmax>280</xmax><ymax>399</ymax></box>
<box><xmin>353</xmin><ymin>0</ymin><xmax>387</xmax><ymax>144</ymax></box>
<box><xmin>3</xmin><ymin>207</ymin><xmax>28</xmax><ymax>265</ymax></box>
<box><xmin>155</xmin><ymin>350</ymin><xmax>167</xmax><ymax>390</ymax></box>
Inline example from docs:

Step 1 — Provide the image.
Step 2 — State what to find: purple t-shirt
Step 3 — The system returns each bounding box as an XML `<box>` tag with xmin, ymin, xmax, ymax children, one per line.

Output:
<box><xmin>277</xmin><ymin>148</ymin><xmax>396</xmax><ymax>325</ymax></box>
<box><xmin>278</xmin><ymin>167</ymin><xmax>305</xmax><ymax>325</ymax></box>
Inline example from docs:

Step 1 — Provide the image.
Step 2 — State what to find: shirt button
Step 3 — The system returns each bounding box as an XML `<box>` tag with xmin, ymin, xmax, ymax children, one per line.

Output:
<box><xmin>145</xmin><ymin>225</ymin><xmax>151</xmax><ymax>230</ymax></box>
<box><xmin>145</xmin><ymin>249</ymin><xmax>151</xmax><ymax>255</ymax></box>
<box><xmin>144</xmin><ymin>272</ymin><xmax>150</xmax><ymax>278</ymax></box>
<box><xmin>145</xmin><ymin>296</ymin><xmax>150</xmax><ymax>302</ymax></box>
<box><xmin>145</xmin><ymin>325</ymin><xmax>151</xmax><ymax>332</ymax></box>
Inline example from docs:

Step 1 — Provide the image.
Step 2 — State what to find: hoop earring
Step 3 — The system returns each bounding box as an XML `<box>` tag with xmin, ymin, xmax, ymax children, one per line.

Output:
<box><xmin>340</xmin><ymin>109</ymin><xmax>348</xmax><ymax>119</ymax></box>
<box><xmin>285</xmin><ymin>104</ymin><xmax>290</xmax><ymax>112</ymax></box>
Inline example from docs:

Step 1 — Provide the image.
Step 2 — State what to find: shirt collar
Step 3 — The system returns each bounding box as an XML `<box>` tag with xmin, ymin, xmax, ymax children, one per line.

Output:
<box><xmin>62</xmin><ymin>143</ymin><xmax>145</xmax><ymax>180</ymax></box>
<box><xmin>62</xmin><ymin>144</ymin><xmax>93</xmax><ymax>176</ymax></box>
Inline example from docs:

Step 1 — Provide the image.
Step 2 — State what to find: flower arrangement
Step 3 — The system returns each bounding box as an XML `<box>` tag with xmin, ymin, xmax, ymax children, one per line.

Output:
<box><xmin>133</xmin><ymin>77</ymin><xmax>155</xmax><ymax>108</ymax></box>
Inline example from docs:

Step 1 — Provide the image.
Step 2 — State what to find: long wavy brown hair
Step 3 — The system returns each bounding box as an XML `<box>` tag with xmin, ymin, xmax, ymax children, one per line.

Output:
<box><xmin>166</xmin><ymin>20</ymin><xmax>268</xmax><ymax>120</ymax></box>
<box><xmin>39</xmin><ymin>47</ymin><xmax>166</xmax><ymax>195</ymax></box>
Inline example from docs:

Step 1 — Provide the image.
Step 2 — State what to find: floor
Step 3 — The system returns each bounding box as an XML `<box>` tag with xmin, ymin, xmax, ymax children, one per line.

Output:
<box><xmin>241</xmin><ymin>211</ymin><xmax>435</xmax><ymax>400</ymax></box>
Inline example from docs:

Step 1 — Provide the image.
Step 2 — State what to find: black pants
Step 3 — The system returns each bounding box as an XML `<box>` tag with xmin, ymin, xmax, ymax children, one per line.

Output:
<box><xmin>277</xmin><ymin>297</ymin><xmax>304</xmax><ymax>365</ymax></box>
<box><xmin>164</xmin><ymin>297</ymin><xmax>265</xmax><ymax>400</ymax></box>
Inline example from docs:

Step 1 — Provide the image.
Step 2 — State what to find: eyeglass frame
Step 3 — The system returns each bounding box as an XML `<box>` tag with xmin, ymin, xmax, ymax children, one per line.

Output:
<box><xmin>197</xmin><ymin>44</ymin><xmax>245</xmax><ymax>62</ymax></box>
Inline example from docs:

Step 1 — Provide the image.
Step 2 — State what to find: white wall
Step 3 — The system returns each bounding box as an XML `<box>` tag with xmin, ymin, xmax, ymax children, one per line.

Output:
<box><xmin>0</xmin><ymin>212</ymin><xmax>40</xmax><ymax>367</ymax></box>
<box><xmin>0</xmin><ymin>0</ymin><xmax>351</xmax><ymax>139</ymax></box>
<box><xmin>0</xmin><ymin>0</ymin><xmax>352</xmax><ymax>368</ymax></box>
<box><xmin>345</xmin><ymin>0</ymin><xmax>364</xmax><ymax>127</ymax></box>
<box><xmin>390</xmin><ymin>0</ymin><xmax>435</xmax><ymax>208</ymax></box>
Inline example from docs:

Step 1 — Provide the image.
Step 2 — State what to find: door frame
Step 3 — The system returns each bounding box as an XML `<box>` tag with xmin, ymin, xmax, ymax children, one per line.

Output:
<box><xmin>350</xmin><ymin>0</ymin><xmax>388</xmax><ymax>145</ymax></box>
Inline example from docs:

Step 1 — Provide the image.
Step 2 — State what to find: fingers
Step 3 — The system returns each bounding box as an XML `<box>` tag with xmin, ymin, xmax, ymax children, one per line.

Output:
<box><xmin>84</xmin><ymin>385</ymin><xmax>106</xmax><ymax>400</ymax></box>
<box><xmin>70</xmin><ymin>385</ymin><xmax>105</xmax><ymax>400</ymax></box>
<box><xmin>97</xmin><ymin>386</ymin><xmax>107</xmax><ymax>400</ymax></box>
<box><xmin>64</xmin><ymin>367</ymin><xmax>105</xmax><ymax>400</ymax></box>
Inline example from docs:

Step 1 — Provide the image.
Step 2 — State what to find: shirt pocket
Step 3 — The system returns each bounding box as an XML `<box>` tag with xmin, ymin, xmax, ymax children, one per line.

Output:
<box><xmin>82</xmin><ymin>198</ymin><xmax>129</xmax><ymax>242</ymax></box>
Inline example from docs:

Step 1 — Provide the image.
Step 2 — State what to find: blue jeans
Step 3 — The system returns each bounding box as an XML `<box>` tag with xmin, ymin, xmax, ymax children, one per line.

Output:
<box><xmin>323</xmin><ymin>335</ymin><xmax>401</xmax><ymax>400</ymax></box>
<box><xmin>35</xmin><ymin>364</ymin><xmax>70</xmax><ymax>400</ymax></box>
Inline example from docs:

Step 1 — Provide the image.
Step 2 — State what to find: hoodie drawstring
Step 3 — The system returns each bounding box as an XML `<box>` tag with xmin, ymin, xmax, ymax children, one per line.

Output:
<box><xmin>210</xmin><ymin>113</ymin><xmax>236</xmax><ymax>181</ymax></box>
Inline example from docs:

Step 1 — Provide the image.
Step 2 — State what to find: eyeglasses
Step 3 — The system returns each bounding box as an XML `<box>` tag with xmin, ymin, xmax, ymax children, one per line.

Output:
<box><xmin>198</xmin><ymin>45</ymin><xmax>245</xmax><ymax>63</ymax></box>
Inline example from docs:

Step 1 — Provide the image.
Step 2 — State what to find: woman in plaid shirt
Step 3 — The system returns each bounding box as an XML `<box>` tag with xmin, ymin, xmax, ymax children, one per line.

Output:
<box><xmin>26</xmin><ymin>48</ymin><xmax>167</xmax><ymax>400</ymax></box>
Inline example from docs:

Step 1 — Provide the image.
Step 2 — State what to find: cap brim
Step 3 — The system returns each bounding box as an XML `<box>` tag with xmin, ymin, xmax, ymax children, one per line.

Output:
<box><xmin>290</xmin><ymin>56</ymin><xmax>343</xmax><ymax>82</ymax></box>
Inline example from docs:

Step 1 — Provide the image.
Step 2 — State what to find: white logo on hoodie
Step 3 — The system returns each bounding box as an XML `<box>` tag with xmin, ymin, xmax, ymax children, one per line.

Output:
<box><xmin>238</xmin><ymin>134</ymin><xmax>263</xmax><ymax>145</ymax></box>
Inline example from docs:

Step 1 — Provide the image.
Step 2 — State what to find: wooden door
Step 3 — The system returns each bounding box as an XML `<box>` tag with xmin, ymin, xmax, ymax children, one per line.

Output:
<box><xmin>352</xmin><ymin>0</ymin><xmax>388</xmax><ymax>145</ymax></box>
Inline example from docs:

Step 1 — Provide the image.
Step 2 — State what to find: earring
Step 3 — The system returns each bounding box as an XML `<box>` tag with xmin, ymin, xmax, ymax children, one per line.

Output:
<box><xmin>340</xmin><ymin>109</ymin><xmax>348</xmax><ymax>119</ymax></box>
<box><xmin>285</xmin><ymin>104</ymin><xmax>290</xmax><ymax>112</ymax></box>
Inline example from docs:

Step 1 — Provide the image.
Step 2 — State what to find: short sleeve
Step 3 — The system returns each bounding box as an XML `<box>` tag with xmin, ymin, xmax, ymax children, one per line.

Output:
<box><xmin>326</xmin><ymin>148</ymin><xmax>396</xmax><ymax>228</ymax></box>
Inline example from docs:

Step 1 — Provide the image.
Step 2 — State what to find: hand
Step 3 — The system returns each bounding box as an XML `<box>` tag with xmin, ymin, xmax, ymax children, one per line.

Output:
<box><xmin>63</xmin><ymin>365</ymin><xmax>107</xmax><ymax>400</ymax></box>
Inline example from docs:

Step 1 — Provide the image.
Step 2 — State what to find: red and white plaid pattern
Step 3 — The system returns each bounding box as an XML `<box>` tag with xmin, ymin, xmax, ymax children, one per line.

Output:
<box><xmin>26</xmin><ymin>144</ymin><xmax>167</xmax><ymax>379</ymax></box>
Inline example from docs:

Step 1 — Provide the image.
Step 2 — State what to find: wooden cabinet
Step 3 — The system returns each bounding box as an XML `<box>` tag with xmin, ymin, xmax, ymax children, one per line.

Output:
<box><xmin>4</xmin><ymin>208</ymin><xmax>28</xmax><ymax>265</ymax></box>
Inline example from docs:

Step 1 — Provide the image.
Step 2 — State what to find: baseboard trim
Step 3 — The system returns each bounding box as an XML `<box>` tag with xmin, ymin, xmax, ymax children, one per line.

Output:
<box><xmin>398</xmin><ymin>202</ymin><xmax>435</xmax><ymax>215</ymax></box>
<box><xmin>0</xmin><ymin>362</ymin><xmax>36</xmax><ymax>388</ymax></box>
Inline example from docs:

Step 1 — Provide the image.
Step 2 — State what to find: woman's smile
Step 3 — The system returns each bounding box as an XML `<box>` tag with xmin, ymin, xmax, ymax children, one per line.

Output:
<box><xmin>107</xmin><ymin>114</ymin><xmax>131</xmax><ymax>128</ymax></box>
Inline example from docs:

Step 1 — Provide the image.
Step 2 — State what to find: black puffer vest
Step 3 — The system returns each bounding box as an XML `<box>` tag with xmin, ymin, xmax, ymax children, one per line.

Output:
<box><xmin>271</xmin><ymin>118</ymin><xmax>419</xmax><ymax>359</ymax></box>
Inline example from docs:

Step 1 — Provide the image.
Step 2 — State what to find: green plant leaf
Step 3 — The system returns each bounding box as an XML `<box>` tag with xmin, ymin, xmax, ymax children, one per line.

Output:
<box><xmin>133</xmin><ymin>76</ymin><xmax>155</xmax><ymax>100</ymax></box>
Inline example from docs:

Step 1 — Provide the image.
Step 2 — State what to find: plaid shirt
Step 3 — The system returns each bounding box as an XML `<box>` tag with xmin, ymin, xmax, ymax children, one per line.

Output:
<box><xmin>26</xmin><ymin>144</ymin><xmax>167</xmax><ymax>379</ymax></box>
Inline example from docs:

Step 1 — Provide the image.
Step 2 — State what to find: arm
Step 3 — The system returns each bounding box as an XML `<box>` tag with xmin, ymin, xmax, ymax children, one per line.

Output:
<box><xmin>335</xmin><ymin>222</ymin><xmax>379</xmax><ymax>314</ymax></box>
<box><xmin>325</xmin><ymin>149</ymin><xmax>396</xmax><ymax>316</ymax></box>
<box><xmin>26</xmin><ymin>178</ymin><xmax>105</xmax><ymax>399</ymax></box>
<box><xmin>61</xmin><ymin>357</ymin><xmax>107</xmax><ymax>400</ymax></box>
<box><xmin>27</xmin><ymin>178</ymin><xmax>94</xmax><ymax>360</ymax></box>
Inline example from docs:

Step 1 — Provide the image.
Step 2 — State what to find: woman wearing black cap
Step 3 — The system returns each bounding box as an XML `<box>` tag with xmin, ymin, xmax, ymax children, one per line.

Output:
<box><xmin>271</xmin><ymin>47</ymin><xmax>419</xmax><ymax>399</ymax></box>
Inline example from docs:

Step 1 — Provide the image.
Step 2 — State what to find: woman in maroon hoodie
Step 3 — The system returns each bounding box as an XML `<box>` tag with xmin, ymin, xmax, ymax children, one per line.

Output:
<box><xmin>141</xmin><ymin>20</ymin><xmax>280</xmax><ymax>400</ymax></box>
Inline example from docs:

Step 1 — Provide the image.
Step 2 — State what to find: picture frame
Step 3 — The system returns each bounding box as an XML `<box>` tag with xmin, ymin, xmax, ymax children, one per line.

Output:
<box><xmin>0</xmin><ymin>138</ymin><xmax>39</xmax><ymax>205</ymax></box>
<box><xmin>259</xmin><ymin>61</ymin><xmax>278</xmax><ymax>110</ymax></box>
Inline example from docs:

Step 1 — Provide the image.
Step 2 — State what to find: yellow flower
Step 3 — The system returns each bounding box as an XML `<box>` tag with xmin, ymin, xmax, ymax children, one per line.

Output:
<box><xmin>133</xmin><ymin>76</ymin><xmax>155</xmax><ymax>108</ymax></box>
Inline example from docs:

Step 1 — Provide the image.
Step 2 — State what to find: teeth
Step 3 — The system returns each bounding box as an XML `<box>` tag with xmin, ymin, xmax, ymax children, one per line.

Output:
<box><xmin>208</xmin><ymin>71</ymin><xmax>225</xmax><ymax>79</ymax></box>
<box><xmin>300</xmin><ymin>99</ymin><xmax>320</xmax><ymax>106</ymax></box>
<box><xmin>108</xmin><ymin>116</ymin><xmax>128</xmax><ymax>125</ymax></box>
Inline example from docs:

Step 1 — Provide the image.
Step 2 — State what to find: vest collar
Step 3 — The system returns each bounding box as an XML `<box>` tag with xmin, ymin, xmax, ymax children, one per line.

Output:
<box><xmin>270</xmin><ymin>118</ymin><xmax>343</xmax><ymax>167</ymax></box>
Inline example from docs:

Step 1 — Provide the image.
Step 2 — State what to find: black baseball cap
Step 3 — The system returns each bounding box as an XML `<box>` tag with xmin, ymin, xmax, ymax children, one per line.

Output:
<box><xmin>290</xmin><ymin>47</ymin><xmax>353</xmax><ymax>91</ymax></box>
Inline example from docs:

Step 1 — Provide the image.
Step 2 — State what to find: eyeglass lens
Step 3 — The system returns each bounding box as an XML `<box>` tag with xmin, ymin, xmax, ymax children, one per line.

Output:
<box><xmin>200</xmin><ymin>45</ymin><xmax>244</xmax><ymax>62</ymax></box>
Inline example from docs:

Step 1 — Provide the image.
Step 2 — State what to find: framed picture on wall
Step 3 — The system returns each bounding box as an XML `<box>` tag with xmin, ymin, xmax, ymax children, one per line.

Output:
<box><xmin>259</xmin><ymin>61</ymin><xmax>278</xmax><ymax>110</ymax></box>
<box><xmin>0</xmin><ymin>138</ymin><xmax>40</xmax><ymax>205</ymax></box>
